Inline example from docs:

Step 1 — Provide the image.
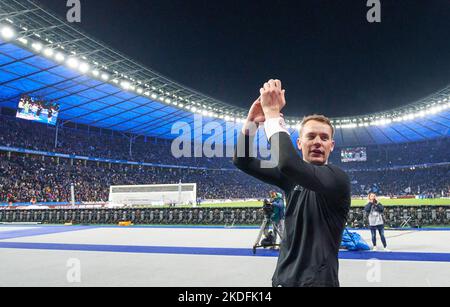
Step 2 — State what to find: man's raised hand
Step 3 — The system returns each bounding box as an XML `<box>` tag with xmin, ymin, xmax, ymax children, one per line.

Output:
<box><xmin>260</xmin><ymin>79</ymin><xmax>286</xmax><ymax>119</ymax></box>
<box><xmin>247</xmin><ymin>97</ymin><xmax>266</xmax><ymax>123</ymax></box>
<box><xmin>242</xmin><ymin>97</ymin><xmax>265</xmax><ymax>135</ymax></box>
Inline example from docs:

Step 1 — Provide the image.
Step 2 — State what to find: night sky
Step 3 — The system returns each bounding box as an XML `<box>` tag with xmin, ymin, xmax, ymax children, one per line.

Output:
<box><xmin>36</xmin><ymin>0</ymin><xmax>450</xmax><ymax>118</ymax></box>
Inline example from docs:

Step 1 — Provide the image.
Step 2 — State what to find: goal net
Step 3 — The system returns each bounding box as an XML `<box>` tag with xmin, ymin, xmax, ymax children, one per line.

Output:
<box><xmin>108</xmin><ymin>183</ymin><xmax>197</xmax><ymax>206</ymax></box>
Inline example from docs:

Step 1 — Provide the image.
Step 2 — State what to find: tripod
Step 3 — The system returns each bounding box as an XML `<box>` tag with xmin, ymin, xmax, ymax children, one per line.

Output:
<box><xmin>252</xmin><ymin>215</ymin><xmax>283</xmax><ymax>254</ymax></box>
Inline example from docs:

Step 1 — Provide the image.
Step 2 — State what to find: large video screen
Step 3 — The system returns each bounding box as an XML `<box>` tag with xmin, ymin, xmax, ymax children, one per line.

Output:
<box><xmin>16</xmin><ymin>95</ymin><xmax>60</xmax><ymax>126</ymax></box>
<box><xmin>341</xmin><ymin>147</ymin><xmax>367</xmax><ymax>163</ymax></box>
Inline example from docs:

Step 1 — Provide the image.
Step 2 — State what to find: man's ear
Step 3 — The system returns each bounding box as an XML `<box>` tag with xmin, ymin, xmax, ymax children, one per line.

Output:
<box><xmin>296</xmin><ymin>137</ymin><xmax>302</xmax><ymax>151</ymax></box>
<box><xmin>330</xmin><ymin>140</ymin><xmax>335</xmax><ymax>152</ymax></box>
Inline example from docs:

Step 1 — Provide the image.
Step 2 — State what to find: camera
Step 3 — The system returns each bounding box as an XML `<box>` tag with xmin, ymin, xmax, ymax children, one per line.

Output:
<box><xmin>262</xmin><ymin>199</ymin><xmax>273</xmax><ymax>217</ymax></box>
<box><xmin>253</xmin><ymin>197</ymin><xmax>282</xmax><ymax>254</ymax></box>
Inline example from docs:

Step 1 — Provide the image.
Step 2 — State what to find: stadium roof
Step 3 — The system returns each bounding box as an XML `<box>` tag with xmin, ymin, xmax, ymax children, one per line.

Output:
<box><xmin>0</xmin><ymin>0</ymin><xmax>449</xmax><ymax>147</ymax></box>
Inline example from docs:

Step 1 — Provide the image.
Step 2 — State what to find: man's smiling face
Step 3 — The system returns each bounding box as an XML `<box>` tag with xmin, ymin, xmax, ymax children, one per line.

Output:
<box><xmin>297</xmin><ymin>120</ymin><xmax>335</xmax><ymax>166</ymax></box>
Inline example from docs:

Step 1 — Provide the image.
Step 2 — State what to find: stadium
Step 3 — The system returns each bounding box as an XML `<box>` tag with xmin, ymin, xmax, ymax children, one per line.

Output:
<box><xmin>0</xmin><ymin>0</ymin><xmax>449</xmax><ymax>288</ymax></box>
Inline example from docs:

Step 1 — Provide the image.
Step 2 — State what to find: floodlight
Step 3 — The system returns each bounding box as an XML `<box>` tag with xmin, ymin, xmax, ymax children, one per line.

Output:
<box><xmin>17</xmin><ymin>37</ymin><xmax>28</xmax><ymax>45</ymax></box>
<box><xmin>43</xmin><ymin>48</ymin><xmax>54</xmax><ymax>57</ymax></box>
<box><xmin>55</xmin><ymin>52</ymin><xmax>65</xmax><ymax>62</ymax></box>
<box><xmin>0</xmin><ymin>26</ymin><xmax>15</xmax><ymax>40</ymax></box>
<box><xmin>78</xmin><ymin>62</ymin><xmax>90</xmax><ymax>74</ymax></box>
<box><xmin>120</xmin><ymin>81</ymin><xmax>131</xmax><ymax>90</ymax></box>
<box><xmin>31</xmin><ymin>42</ymin><xmax>43</xmax><ymax>52</ymax></box>
<box><xmin>67</xmin><ymin>57</ymin><xmax>79</xmax><ymax>69</ymax></box>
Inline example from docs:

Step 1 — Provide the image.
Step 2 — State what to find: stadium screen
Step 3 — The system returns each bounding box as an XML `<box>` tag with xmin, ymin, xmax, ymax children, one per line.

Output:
<box><xmin>16</xmin><ymin>95</ymin><xmax>60</xmax><ymax>126</ymax></box>
<box><xmin>341</xmin><ymin>147</ymin><xmax>367</xmax><ymax>162</ymax></box>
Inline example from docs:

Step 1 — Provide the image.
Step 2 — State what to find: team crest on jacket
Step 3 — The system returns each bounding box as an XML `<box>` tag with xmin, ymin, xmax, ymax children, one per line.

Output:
<box><xmin>294</xmin><ymin>185</ymin><xmax>303</xmax><ymax>192</ymax></box>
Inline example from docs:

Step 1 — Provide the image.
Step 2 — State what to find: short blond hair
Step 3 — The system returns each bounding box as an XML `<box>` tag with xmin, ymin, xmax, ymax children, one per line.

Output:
<box><xmin>299</xmin><ymin>114</ymin><xmax>335</xmax><ymax>138</ymax></box>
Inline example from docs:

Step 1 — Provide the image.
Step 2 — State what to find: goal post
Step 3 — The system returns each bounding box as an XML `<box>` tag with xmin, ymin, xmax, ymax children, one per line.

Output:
<box><xmin>108</xmin><ymin>183</ymin><xmax>197</xmax><ymax>207</ymax></box>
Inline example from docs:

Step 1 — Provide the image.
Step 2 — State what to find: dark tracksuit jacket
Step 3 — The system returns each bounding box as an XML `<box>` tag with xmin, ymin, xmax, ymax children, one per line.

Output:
<box><xmin>233</xmin><ymin>132</ymin><xmax>351</xmax><ymax>287</ymax></box>
<box><xmin>364</xmin><ymin>202</ymin><xmax>385</xmax><ymax>226</ymax></box>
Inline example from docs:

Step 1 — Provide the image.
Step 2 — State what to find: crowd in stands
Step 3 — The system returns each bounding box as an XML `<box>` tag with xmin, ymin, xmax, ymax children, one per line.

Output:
<box><xmin>329</xmin><ymin>140</ymin><xmax>450</xmax><ymax>169</ymax></box>
<box><xmin>0</xmin><ymin>151</ymin><xmax>448</xmax><ymax>204</ymax></box>
<box><xmin>349</xmin><ymin>166</ymin><xmax>450</xmax><ymax>198</ymax></box>
<box><xmin>0</xmin><ymin>114</ymin><xmax>449</xmax><ymax>203</ymax></box>
<box><xmin>0</xmin><ymin>115</ymin><xmax>233</xmax><ymax>169</ymax></box>
<box><xmin>0</xmin><ymin>114</ymin><xmax>449</xmax><ymax>171</ymax></box>
<box><xmin>0</xmin><ymin>153</ymin><xmax>273</xmax><ymax>203</ymax></box>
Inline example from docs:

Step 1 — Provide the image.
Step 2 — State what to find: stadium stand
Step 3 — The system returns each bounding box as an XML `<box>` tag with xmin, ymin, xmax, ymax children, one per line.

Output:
<box><xmin>0</xmin><ymin>114</ymin><xmax>448</xmax><ymax>203</ymax></box>
<box><xmin>0</xmin><ymin>152</ymin><xmax>273</xmax><ymax>203</ymax></box>
<box><xmin>0</xmin><ymin>113</ymin><xmax>448</xmax><ymax>169</ymax></box>
<box><xmin>0</xmin><ymin>114</ymin><xmax>234</xmax><ymax>169</ymax></box>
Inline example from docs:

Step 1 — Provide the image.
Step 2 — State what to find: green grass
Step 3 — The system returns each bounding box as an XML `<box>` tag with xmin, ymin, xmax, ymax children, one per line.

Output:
<box><xmin>144</xmin><ymin>198</ymin><xmax>449</xmax><ymax>209</ymax></box>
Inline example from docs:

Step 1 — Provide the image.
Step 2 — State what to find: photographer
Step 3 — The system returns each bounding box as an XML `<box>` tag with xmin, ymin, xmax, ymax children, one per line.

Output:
<box><xmin>364</xmin><ymin>193</ymin><xmax>390</xmax><ymax>251</ymax></box>
<box><xmin>269</xmin><ymin>191</ymin><xmax>285</xmax><ymax>240</ymax></box>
